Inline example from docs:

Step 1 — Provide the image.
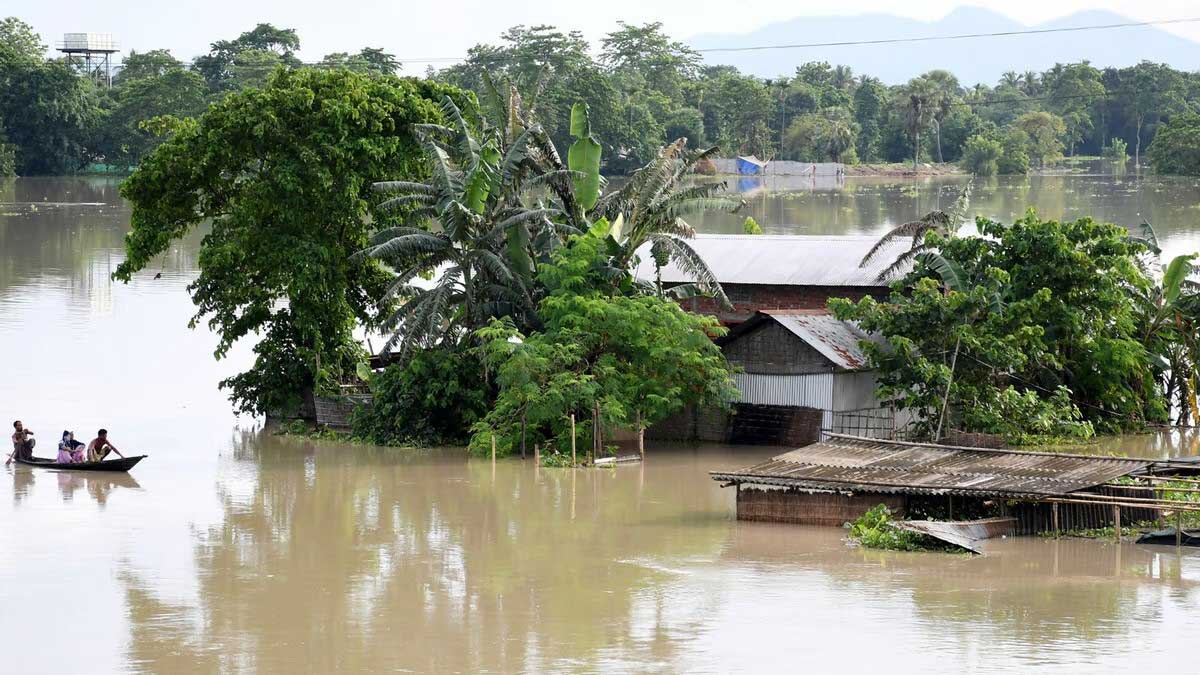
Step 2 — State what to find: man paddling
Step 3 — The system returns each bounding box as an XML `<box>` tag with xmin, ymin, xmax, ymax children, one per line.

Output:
<box><xmin>8</xmin><ymin>420</ymin><xmax>35</xmax><ymax>465</ymax></box>
<box><xmin>86</xmin><ymin>429</ymin><xmax>124</xmax><ymax>463</ymax></box>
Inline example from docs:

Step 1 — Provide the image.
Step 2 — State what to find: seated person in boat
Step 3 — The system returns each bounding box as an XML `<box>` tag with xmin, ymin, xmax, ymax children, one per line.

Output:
<box><xmin>57</xmin><ymin>432</ymin><xmax>74</xmax><ymax>463</ymax></box>
<box><xmin>68</xmin><ymin>432</ymin><xmax>85</xmax><ymax>463</ymax></box>
<box><xmin>10</xmin><ymin>420</ymin><xmax>34</xmax><ymax>462</ymax></box>
<box><xmin>87</xmin><ymin>429</ymin><xmax>124</xmax><ymax>462</ymax></box>
<box><xmin>57</xmin><ymin>431</ymin><xmax>85</xmax><ymax>464</ymax></box>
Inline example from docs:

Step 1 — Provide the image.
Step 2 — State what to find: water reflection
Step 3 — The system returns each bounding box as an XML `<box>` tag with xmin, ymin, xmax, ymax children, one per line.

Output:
<box><xmin>695</xmin><ymin>171</ymin><xmax>1200</xmax><ymax>260</ymax></box>
<box><xmin>105</xmin><ymin>434</ymin><xmax>1200</xmax><ymax>673</ymax></box>
<box><xmin>119</xmin><ymin>434</ymin><xmax>737</xmax><ymax>672</ymax></box>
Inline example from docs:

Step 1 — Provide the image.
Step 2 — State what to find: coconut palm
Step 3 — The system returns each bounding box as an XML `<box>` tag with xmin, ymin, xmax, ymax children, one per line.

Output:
<box><xmin>592</xmin><ymin>139</ymin><xmax>741</xmax><ymax>306</ymax></box>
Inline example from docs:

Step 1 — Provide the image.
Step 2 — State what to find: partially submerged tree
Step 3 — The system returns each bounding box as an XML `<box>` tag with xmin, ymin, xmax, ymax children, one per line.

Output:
<box><xmin>472</xmin><ymin>232</ymin><xmax>737</xmax><ymax>457</ymax></box>
<box><xmin>836</xmin><ymin>212</ymin><xmax>1172</xmax><ymax>440</ymax></box>
<box><xmin>115</xmin><ymin>69</ymin><xmax>471</xmax><ymax>415</ymax></box>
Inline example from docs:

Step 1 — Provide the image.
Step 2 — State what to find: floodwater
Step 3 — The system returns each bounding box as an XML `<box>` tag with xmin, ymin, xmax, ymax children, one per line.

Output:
<box><xmin>3</xmin><ymin>175</ymin><xmax>1200</xmax><ymax>673</ymax></box>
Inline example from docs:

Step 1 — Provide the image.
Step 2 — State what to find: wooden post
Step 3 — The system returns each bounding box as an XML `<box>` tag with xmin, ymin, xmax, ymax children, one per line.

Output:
<box><xmin>491</xmin><ymin>434</ymin><xmax>496</xmax><ymax>463</ymax></box>
<box><xmin>1177</xmin><ymin>511</ymin><xmax>1183</xmax><ymax>547</ymax></box>
<box><xmin>591</xmin><ymin>404</ymin><xmax>599</xmax><ymax>465</ymax></box>
<box><xmin>1113</xmin><ymin>505</ymin><xmax>1122</xmax><ymax>542</ymax></box>
<box><xmin>1052</xmin><ymin>502</ymin><xmax>1060</xmax><ymax>538</ymax></box>
<box><xmin>637</xmin><ymin>412</ymin><xmax>644</xmax><ymax>459</ymax></box>
<box><xmin>521</xmin><ymin>413</ymin><xmax>526</xmax><ymax>460</ymax></box>
<box><xmin>570</xmin><ymin>414</ymin><xmax>576</xmax><ymax>467</ymax></box>
<box><xmin>534</xmin><ymin>442</ymin><xmax>540</xmax><ymax>465</ymax></box>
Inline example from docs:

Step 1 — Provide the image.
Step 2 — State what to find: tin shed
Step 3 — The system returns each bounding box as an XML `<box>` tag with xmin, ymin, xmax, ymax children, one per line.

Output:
<box><xmin>718</xmin><ymin>310</ymin><xmax>893</xmax><ymax>436</ymax></box>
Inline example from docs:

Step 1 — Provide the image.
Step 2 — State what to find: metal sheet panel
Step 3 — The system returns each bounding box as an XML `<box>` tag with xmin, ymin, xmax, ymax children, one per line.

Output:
<box><xmin>760</xmin><ymin>311</ymin><xmax>883</xmax><ymax>371</ymax></box>
<box><xmin>734</xmin><ymin>372</ymin><xmax>833</xmax><ymax>409</ymax></box>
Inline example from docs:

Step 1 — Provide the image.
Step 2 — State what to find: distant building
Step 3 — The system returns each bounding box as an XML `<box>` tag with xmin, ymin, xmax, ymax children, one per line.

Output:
<box><xmin>635</xmin><ymin>234</ymin><xmax>912</xmax><ymax>324</ymax></box>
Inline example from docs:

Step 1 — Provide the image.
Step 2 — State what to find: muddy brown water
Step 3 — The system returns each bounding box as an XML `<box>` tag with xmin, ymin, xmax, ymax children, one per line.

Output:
<box><xmin>3</xmin><ymin>176</ymin><xmax>1200</xmax><ymax>673</ymax></box>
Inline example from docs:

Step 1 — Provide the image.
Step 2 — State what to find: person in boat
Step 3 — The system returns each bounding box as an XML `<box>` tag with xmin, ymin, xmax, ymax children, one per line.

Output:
<box><xmin>68</xmin><ymin>432</ymin><xmax>86</xmax><ymax>463</ymax></box>
<box><xmin>9</xmin><ymin>420</ymin><xmax>35</xmax><ymax>463</ymax></box>
<box><xmin>57</xmin><ymin>431</ymin><xmax>75</xmax><ymax>464</ymax></box>
<box><xmin>86</xmin><ymin>429</ymin><xmax>124</xmax><ymax>462</ymax></box>
<box><xmin>57</xmin><ymin>431</ymin><xmax>85</xmax><ymax>464</ymax></box>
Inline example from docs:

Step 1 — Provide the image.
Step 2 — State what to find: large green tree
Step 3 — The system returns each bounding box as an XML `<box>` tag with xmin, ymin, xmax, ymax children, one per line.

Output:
<box><xmin>836</xmin><ymin>213</ymin><xmax>1166</xmax><ymax>438</ymax></box>
<box><xmin>192</xmin><ymin>23</ymin><xmax>301</xmax><ymax>92</ymax></box>
<box><xmin>114</xmin><ymin>69</ymin><xmax>471</xmax><ymax>415</ymax></box>
<box><xmin>100</xmin><ymin>52</ymin><xmax>208</xmax><ymax>165</ymax></box>
<box><xmin>1148</xmin><ymin>113</ymin><xmax>1200</xmax><ymax>176</ymax></box>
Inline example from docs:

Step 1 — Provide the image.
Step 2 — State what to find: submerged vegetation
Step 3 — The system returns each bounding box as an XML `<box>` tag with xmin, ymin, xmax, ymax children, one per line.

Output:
<box><xmin>846</xmin><ymin>505</ymin><xmax>962</xmax><ymax>552</ymax></box>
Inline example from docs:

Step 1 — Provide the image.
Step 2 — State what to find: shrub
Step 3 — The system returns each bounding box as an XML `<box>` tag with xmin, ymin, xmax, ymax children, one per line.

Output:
<box><xmin>960</xmin><ymin>134</ymin><xmax>1002</xmax><ymax>176</ymax></box>
<box><xmin>742</xmin><ymin>216</ymin><xmax>763</xmax><ymax>235</ymax></box>
<box><xmin>1101</xmin><ymin>137</ymin><xmax>1128</xmax><ymax>161</ymax></box>
<box><xmin>846</xmin><ymin>505</ymin><xmax>931</xmax><ymax>551</ymax></box>
<box><xmin>997</xmin><ymin>129</ymin><xmax>1030</xmax><ymax>174</ymax></box>
<box><xmin>350</xmin><ymin>346</ymin><xmax>490</xmax><ymax>446</ymax></box>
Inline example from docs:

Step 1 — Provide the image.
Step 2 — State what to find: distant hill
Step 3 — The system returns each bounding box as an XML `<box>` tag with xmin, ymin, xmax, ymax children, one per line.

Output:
<box><xmin>688</xmin><ymin>7</ymin><xmax>1200</xmax><ymax>86</ymax></box>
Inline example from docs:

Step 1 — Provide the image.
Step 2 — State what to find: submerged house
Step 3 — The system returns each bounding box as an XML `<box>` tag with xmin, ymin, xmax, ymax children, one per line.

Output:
<box><xmin>635</xmin><ymin>234</ymin><xmax>912</xmax><ymax>325</ymax></box>
<box><xmin>650</xmin><ymin>309</ymin><xmax>901</xmax><ymax>445</ymax></box>
<box><xmin>711</xmin><ymin>434</ymin><xmax>1163</xmax><ymax>533</ymax></box>
<box><xmin>720</xmin><ymin>310</ymin><xmax>894</xmax><ymax>437</ymax></box>
<box><xmin>640</xmin><ymin>235</ymin><xmax>915</xmax><ymax>445</ymax></box>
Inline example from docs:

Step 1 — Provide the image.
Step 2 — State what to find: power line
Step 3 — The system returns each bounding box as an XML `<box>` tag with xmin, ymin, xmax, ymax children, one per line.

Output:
<box><xmin>689</xmin><ymin>16</ymin><xmax>1200</xmax><ymax>55</ymax></box>
<box><xmin>157</xmin><ymin>15</ymin><xmax>1200</xmax><ymax>69</ymax></box>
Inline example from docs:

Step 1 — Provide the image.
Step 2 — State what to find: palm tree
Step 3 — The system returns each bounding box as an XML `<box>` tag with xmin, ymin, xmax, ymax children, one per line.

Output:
<box><xmin>899</xmin><ymin>79</ymin><xmax>936</xmax><ymax>170</ymax></box>
<box><xmin>1021</xmin><ymin>71</ymin><xmax>1040</xmax><ymax>96</ymax></box>
<box><xmin>358</xmin><ymin>97</ymin><xmax>570</xmax><ymax>359</ymax></box>
<box><xmin>1000</xmin><ymin>71</ymin><xmax>1021</xmax><ymax>90</ymax></box>
<box><xmin>860</xmin><ymin>179</ymin><xmax>973</xmax><ymax>279</ymax></box>
<box><xmin>831</xmin><ymin>65</ymin><xmax>854</xmax><ymax>91</ymax></box>
<box><xmin>592</xmin><ymin>139</ymin><xmax>741</xmax><ymax>306</ymax></box>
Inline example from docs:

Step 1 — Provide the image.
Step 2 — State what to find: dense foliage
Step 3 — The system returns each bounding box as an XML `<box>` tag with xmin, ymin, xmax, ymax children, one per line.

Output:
<box><xmin>833</xmin><ymin>212</ymin><xmax>1180</xmax><ymax>441</ymax></box>
<box><xmin>1148</xmin><ymin>113</ymin><xmax>1200</xmax><ymax>176</ymax></box>
<box><xmin>114</xmin><ymin>69</ymin><xmax>471</xmax><ymax>415</ymax></box>
<box><xmin>471</xmin><ymin>233</ymin><xmax>737</xmax><ymax>459</ymax></box>
<box><xmin>5</xmin><ymin>17</ymin><xmax>1200</xmax><ymax>175</ymax></box>
<box><xmin>349</xmin><ymin>348</ymin><xmax>490</xmax><ymax>446</ymax></box>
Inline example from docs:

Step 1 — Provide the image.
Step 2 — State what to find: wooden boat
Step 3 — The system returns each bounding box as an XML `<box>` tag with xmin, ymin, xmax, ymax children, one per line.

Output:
<box><xmin>1135</xmin><ymin>529</ymin><xmax>1200</xmax><ymax>547</ymax></box>
<box><xmin>13</xmin><ymin>454</ymin><xmax>146</xmax><ymax>473</ymax></box>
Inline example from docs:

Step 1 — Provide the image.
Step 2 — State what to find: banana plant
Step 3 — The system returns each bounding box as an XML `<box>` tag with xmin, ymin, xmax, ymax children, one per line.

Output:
<box><xmin>357</xmin><ymin>96</ymin><xmax>567</xmax><ymax>360</ymax></box>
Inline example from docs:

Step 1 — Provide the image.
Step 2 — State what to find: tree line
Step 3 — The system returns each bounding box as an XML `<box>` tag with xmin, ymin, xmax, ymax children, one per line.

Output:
<box><xmin>4</xmin><ymin>17</ymin><xmax>1200</xmax><ymax>178</ymax></box>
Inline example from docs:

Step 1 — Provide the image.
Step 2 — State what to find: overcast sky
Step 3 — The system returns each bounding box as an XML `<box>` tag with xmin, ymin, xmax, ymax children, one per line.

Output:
<box><xmin>10</xmin><ymin>0</ymin><xmax>1200</xmax><ymax>72</ymax></box>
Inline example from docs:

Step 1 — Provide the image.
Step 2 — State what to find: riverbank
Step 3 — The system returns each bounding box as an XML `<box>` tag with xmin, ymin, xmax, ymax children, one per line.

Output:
<box><xmin>845</xmin><ymin>162</ymin><xmax>965</xmax><ymax>177</ymax></box>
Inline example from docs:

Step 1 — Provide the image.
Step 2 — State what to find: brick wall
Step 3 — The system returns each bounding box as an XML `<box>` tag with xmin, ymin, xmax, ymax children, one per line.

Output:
<box><xmin>729</xmin><ymin>404</ymin><xmax>823</xmax><ymax>446</ymax></box>
<box><xmin>647</xmin><ymin>404</ymin><xmax>733</xmax><ymax>442</ymax></box>
<box><xmin>679</xmin><ymin>284</ymin><xmax>887</xmax><ymax>324</ymax></box>
<box><xmin>722</xmin><ymin>321</ymin><xmax>831</xmax><ymax>374</ymax></box>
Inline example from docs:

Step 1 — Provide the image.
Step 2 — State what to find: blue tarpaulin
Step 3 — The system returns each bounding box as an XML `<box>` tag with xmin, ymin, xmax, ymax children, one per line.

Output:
<box><xmin>736</xmin><ymin>155</ymin><xmax>767</xmax><ymax>175</ymax></box>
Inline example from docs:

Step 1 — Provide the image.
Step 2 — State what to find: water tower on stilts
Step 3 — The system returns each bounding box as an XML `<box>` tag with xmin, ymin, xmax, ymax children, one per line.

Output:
<box><xmin>57</xmin><ymin>33</ymin><xmax>119</xmax><ymax>87</ymax></box>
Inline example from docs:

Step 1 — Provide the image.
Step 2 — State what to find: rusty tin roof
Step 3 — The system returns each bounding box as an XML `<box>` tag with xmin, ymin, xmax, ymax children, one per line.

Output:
<box><xmin>710</xmin><ymin>435</ymin><xmax>1151</xmax><ymax>499</ymax></box>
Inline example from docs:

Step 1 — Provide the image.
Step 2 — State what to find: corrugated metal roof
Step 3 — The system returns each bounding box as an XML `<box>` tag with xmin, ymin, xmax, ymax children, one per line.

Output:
<box><xmin>761</xmin><ymin>310</ymin><xmax>882</xmax><ymax>370</ymax></box>
<box><xmin>633</xmin><ymin>234</ymin><xmax>913</xmax><ymax>287</ymax></box>
<box><xmin>710</xmin><ymin>435</ymin><xmax>1150</xmax><ymax>499</ymax></box>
